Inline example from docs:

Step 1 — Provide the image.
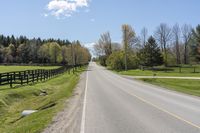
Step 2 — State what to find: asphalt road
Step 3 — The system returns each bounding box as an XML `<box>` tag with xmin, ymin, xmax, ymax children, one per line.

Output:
<box><xmin>80</xmin><ymin>62</ymin><xmax>200</xmax><ymax>133</ymax></box>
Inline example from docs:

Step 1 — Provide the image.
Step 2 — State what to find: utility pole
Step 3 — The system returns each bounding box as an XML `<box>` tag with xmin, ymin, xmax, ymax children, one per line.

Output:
<box><xmin>124</xmin><ymin>27</ymin><xmax>128</xmax><ymax>71</ymax></box>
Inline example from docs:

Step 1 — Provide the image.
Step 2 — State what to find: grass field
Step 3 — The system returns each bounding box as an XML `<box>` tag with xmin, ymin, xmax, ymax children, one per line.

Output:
<box><xmin>141</xmin><ymin>78</ymin><xmax>200</xmax><ymax>97</ymax></box>
<box><xmin>0</xmin><ymin>67</ymin><xmax>86</xmax><ymax>133</ymax></box>
<box><xmin>113</xmin><ymin>66</ymin><xmax>200</xmax><ymax>97</ymax></box>
<box><xmin>117</xmin><ymin>67</ymin><xmax>200</xmax><ymax>77</ymax></box>
<box><xmin>0</xmin><ymin>66</ymin><xmax>60</xmax><ymax>73</ymax></box>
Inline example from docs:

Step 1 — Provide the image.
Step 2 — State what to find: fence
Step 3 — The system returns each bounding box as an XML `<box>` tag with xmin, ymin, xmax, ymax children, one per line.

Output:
<box><xmin>0</xmin><ymin>64</ymin><xmax>83</xmax><ymax>88</ymax></box>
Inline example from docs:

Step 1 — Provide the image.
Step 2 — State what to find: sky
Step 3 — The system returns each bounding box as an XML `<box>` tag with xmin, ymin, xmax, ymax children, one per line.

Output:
<box><xmin>0</xmin><ymin>0</ymin><xmax>200</xmax><ymax>48</ymax></box>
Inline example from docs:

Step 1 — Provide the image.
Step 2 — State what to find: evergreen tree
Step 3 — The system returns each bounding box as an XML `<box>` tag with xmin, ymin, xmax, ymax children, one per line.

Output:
<box><xmin>138</xmin><ymin>36</ymin><xmax>163</xmax><ymax>66</ymax></box>
<box><xmin>192</xmin><ymin>25</ymin><xmax>200</xmax><ymax>62</ymax></box>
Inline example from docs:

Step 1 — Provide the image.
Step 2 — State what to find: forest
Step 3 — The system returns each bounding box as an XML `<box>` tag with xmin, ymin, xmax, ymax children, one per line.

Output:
<box><xmin>0</xmin><ymin>35</ymin><xmax>91</xmax><ymax>65</ymax></box>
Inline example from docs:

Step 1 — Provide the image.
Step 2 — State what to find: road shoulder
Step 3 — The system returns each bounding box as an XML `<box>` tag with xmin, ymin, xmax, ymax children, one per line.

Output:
<box><xmin>42</xmin><ymin>72</ymin><xmax>86</xmax><ymax>133</ymax></box>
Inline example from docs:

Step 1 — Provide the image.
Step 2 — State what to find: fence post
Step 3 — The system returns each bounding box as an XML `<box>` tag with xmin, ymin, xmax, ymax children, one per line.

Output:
<box><xmin>194</xmin><ymin>67</ymin><xmax>196</xmax><ymax>73</ymax></box>
<box><xmin>23</xmin><ymin>71</ymin><xmax>26</xmax><ymax>85</ymax></box>
<box><xmin>19</xmin><ymin>72</ymin><xmax>22</xmax><ymax>85</ymax></box>
<box><xmin>0</xmin><ymin>74</ymin><xmax>1</xmax><ymax>85</ymax></box>
<box><xmin>13</xmin><ymin>72</ymin><xmax>16</xmax><ymax>83</ymax></box>
<box><xmin>27</xmin><ymin>71</ymin><xmax>29</xmax><ymax>84</ymax></box>
<box><xmin>32</xmin><ymin>70</ymin><xmax>34</xmax><ymax>83</ymax></box>
<box><xmin>10</xmin><ymin>74</ymin><xmax>13</xmax><ymax>88</ymax></box>
<box><xmin>36</xmin><ymin>70</ymin><xmax>39</xmax><ymax>82</ymax></box>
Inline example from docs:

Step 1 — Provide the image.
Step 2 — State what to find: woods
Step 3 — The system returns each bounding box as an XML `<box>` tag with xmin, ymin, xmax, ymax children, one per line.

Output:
<box><xmin>94</xmin><ymin>24</ymin><xmax>200</xmax><ymax>70</ymax></box>
<box><xmin>0</xmin><ymin>35</ymin><xmax>91</xmax><ymax>65</ymax></box>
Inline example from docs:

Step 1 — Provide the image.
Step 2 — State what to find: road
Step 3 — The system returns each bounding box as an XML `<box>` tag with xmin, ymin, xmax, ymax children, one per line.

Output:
<box><xmin>80</xmin><ymin>62</ymin><xmax>200</xmax><ymax>133</ymax></box>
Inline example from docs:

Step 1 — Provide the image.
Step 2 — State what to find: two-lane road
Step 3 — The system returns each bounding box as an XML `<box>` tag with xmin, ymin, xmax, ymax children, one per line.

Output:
<box><xmin>80</xmin><ymin>62</ymin><xmax>200</xmax><ymax>133</ymax></box>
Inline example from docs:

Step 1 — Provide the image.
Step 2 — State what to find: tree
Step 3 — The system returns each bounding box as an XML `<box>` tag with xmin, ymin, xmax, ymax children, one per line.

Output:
<box><xmin>99</xmin><ymin>32</ymin><xmax>112</xmax><ymax>56</ymax></box>
<box><xmin>154</xmin><ymin>23</ymin><xmax>172</xmax><ymax>66</ymax></box>
<box><xmin>38</xmin><ymin>43</ymin><xmax>50</xmax><ymax>63</ymax></box>
<box><xmin>172</xmin><ymin>24</ymin><xmax>181</xmax><ymax>64</ymax></box>
<box><xmin>61</xmin><ymin>45</ymin><xmax>68</xmax><ymax>65</ymax></box>
<box><xmin>138</xmin><ymin>36</ymin><xmax>163</xmax><ymax>67</ymax></box>
<box><xmin>192</xmin><ymin>25</ymin><xmax>200</xmax><ymax>61</ymax></box>
<box><xmin>49</xmin><ymin>42</ymin><xmax>61</xmax><ymax>64</ymax></box>
<box><xmin>182</xmin><ymin>24</ymin><xmax>192</xmax><ymax>64</ymax></box>
<box><xmin>17</xmin><ymin>43</ymin><xmax>30</xmax><ymax>63</ymax></box>
<box><xmin>141</xmin><ymin>27</ymin><xmax>148</xmax><ymax>46</ymax></box>
<box><xmin>122</xmin><ymin>24</ymin><xmax>136</xmax><ymax>71</ymax></box>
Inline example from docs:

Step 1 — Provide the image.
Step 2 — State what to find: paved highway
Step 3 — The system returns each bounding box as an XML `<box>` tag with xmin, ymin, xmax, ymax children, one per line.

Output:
<box><xmin>80</xmin><ymin>62</ymin><xmax>200</xmax><ymax>133</ymax></box>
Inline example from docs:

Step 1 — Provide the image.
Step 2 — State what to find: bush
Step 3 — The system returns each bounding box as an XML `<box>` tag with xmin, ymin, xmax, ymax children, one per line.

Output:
<box><xmin>106</xmin><ymin>51</ymin><xmax>124</xmax><ymax>70</ymax></box>
<box><xmin>106</xmin><ymin>51</ymin><xmax>139</xmax><ymax>70</ymax></box>
<box><xmin>99</xmin><ymin>55</ymin><xmax>107</xmax><ymax>66</ymax></box>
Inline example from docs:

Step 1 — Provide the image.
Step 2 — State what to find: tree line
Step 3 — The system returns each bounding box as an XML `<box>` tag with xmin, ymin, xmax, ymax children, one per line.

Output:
<box><xmin>94</xmin><ymin>23</ymin><xmax>200</xmax><ymax>70</ymax></box>
<box><xmin>0</xmin><ymin>35</ymin><xmax>91</xmax><ymax>65</ymax></box>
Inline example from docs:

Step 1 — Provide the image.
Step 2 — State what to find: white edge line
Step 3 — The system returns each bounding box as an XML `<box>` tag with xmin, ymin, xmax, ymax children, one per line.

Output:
<box><xmin>80</xmin><ymin>70</ymin><xmax>88</xmax><ymax>133</ymax></box>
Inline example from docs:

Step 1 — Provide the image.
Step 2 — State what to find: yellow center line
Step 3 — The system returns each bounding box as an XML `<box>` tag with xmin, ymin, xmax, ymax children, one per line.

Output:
<box><xmin>120</xmin><ymin>88</ymin><xmax>200</xmax><ymax>130</ymax></box>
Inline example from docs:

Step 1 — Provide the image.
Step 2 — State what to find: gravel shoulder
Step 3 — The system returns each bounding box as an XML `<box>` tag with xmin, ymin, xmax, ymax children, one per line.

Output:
<box><xmin>42</xmin><ymin>72</ymin><xmax>86</xmax><ymax>133</ymax></box>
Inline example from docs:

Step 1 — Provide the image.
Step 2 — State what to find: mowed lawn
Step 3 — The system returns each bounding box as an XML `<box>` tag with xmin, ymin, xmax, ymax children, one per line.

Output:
<box><xmin>0</xmin><ymin>66</ymin><xmax>60</xmax><ymax>73</ymax></box>
<box><xmin>114</xmin><ymin>66</ymin><xmax>200</xmax><ymax>97</ymax></box>
<box><xmin>117</xmin><ymin>66</ymin><xmax>200</xmax><ymax>77</ymax></box>
<box><xmin>0</xmin><ymin>66</ymin><xmax>86</xmax><ymax>133</ymax></box>
<box><xmin>141</xmin><ymin>78</ymin><xmax>200</xmax><ymax>97</ymax></box>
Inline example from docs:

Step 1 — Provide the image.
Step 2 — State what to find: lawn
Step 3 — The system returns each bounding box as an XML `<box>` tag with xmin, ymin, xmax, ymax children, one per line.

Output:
<box><xmin>140</xmin><ymin>78</ymin><xmax>200</xmax><ymax>97</ymax></box>
<box><xmin>113</xmin><ymin>66</ymin><xmax>200</xmax><ymax>96</ymax></box>
<box><xmin>117</xmin><ymin>66</ymin><xmax>200</xmax><ymax>77</ymax></box>
<box><xmin>0</xmin><ymin>67</ymin><xmax>86</xmax><ymax>133</ymax></box>
<box><xmin>0</xmin><ymin>66</ymin><xmax>60</xmax><ymax>73</ymax></box>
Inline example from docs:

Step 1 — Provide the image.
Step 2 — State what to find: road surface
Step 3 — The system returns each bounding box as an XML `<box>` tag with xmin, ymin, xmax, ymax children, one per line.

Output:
<box><xmin>80</xmin><ymin>62</ymin><xmax>200</xmax><ymax>133</ymax></box>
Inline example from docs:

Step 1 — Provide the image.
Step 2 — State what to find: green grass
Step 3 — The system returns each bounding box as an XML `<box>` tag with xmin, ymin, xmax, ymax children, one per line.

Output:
<box><xmin>0</xmin><ymin>66</ymin><xmax>60</xmax><ymax>73</ymax></box>
<box><xmin>0</xmin><ymin>67</ymin><xmax>86</xmax><ymax>133</ymax></box>
<box><xmin>140</xmin><ymin>78</ymin><xmax>200</xmax><ymax>97</ymax></box>
<box><xmin>117</xmin><ymin>67</ymin><xmax>200</xmax><ymax>77</ymax></box>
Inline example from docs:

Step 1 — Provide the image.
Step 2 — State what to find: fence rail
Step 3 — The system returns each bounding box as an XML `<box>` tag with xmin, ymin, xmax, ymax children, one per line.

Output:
<box><xmin>0</xmin><ymin>64</ymin><xmax>83</xmax><ymax>88</ymax></box>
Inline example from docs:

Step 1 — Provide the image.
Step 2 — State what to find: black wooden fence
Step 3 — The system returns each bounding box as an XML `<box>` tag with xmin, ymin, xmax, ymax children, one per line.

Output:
<box><xmin>0</xmin><ymin>65</ymin><xmax>82</xmax><ymax>88</ymax></box>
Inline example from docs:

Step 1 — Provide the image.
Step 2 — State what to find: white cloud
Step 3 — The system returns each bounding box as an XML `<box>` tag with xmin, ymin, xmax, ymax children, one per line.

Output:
<box><xmin>45</xmin><ymin>0</ymin><xmax>90</xmax><ymax>18</ymax></box>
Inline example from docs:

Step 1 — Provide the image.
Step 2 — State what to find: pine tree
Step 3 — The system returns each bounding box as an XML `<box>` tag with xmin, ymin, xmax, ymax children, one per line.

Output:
<box><xmin>139</xmin><ymin>36</ymin><xmax>163</xmax><ymax>66</ymax></box>
<box><xmin>192</xmin><ymin>25</ymin><xmax>200</xmax><ymax>62</ymax></box>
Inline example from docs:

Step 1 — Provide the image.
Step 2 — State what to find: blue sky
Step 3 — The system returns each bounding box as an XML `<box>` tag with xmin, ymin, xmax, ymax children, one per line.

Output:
<box><xmin>0</xmin><ymin>0</ymin><xmax>200</xmax><ymax>46</ymax></box>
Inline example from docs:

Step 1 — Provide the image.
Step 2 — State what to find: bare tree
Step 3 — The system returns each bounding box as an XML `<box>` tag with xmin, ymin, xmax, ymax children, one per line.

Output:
<box><xmin>98</xmin><ymin>32</ymin><xmax>112</xmax><ymax>56</ymax></box>
<box><xmin>141</xmin><ymin>27</ymin><xmax>148</xmax><ymax>46</ymax></box>
<box><xmin>172</xmin><ymin>23</ymin><xmax>181</xmax><ymax>64</ymax></box>
<box><xmin>93</xmin><ymin>43</ymin><xmax>103</xmax><ymax>57</ymax></box>
<box><xmin>182</xmin><ymin>24</ymin><xmax>192</xmax><ymax>64</ymax></box>
<box><xmin>154</xmin><ymin>23</ymin><xmax>172</xmax><ymax>66</ymax></box>
<box><xmin>122</xmin><ymin>24</ymin><xmax>136</xmax><ymax>71</ymax></box>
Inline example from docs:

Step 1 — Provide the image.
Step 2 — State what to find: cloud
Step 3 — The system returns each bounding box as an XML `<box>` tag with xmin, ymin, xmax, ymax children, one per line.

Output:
<box><xmin>45</xmin><ymin>0</ymin><xmax>90</xmax><ymax>18</ymax></box>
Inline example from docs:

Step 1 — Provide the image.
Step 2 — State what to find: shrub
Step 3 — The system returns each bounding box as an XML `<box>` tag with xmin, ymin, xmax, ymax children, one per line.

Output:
<box><xmin>106</xmin><ymin>51</ymin><xmax>139</xmax><ymax>70</ymax></box>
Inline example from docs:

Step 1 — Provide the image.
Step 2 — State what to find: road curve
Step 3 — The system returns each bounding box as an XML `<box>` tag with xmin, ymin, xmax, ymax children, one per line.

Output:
<box><xmin>81</xmin><ymin>62</ymin><xmax>200</xmax><ymax>133</ymax></box>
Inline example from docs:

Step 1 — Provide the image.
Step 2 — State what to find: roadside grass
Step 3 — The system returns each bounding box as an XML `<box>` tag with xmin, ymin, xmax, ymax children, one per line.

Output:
<box><xmin>140</xmin><ymin>78</ymin><xmax>200</xmax><ymax>97</ymax></box>
<box><xmin>0</xmin><ymin>66</ymin><xmax>60</xmax><ymax>73</ymax></box>
<box><xmin>0</xmin><ymin>67</ymin><xmax>86</xmax><ymax>133</ymax></box>
<box><xmin>108</xmin><ymin>64</ymin><xmax>200</xmax><ymax>97</ymax></box>
<box><xmin>117</xmin><ymin>66</ymin><xmax>200</xmax><ymax>77</ymax></box>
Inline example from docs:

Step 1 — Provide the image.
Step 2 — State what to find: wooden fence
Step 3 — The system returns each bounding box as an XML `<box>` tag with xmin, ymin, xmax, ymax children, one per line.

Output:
<box><xmin>0</xmin><ymin>65</ymin><xmax>83</xmax><ymax>88</ymax></box>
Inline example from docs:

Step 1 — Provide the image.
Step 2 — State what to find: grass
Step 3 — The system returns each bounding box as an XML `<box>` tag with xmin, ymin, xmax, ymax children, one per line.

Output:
<box><xmin>0</xmin><ymin>66</ymin><xmax>60</xmax><ymax>73</ymax></box>
<box><xmin>117</xmin><ymin>66</ymin><xmax>200</xmax><ymax>77</ymax></box>
<box><xmin>111</xmin><ymin>65</ymin><xmax>200</xmax><ymax>97</ymax></box>
<box><xmin>140</xmin><ymin>78</ymin><xmax>200</xmax><ymax>97</ymax></box>
<box><xmin>0</xmin><ymin>67</ymin><xmax>86</xmax><ymax>133</ymax></box>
